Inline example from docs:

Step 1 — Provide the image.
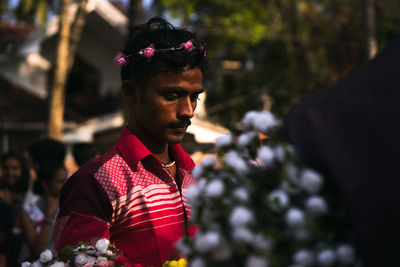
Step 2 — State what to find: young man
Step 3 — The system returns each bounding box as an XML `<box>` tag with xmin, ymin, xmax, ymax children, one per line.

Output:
<box><xmin>53</xmin><ymin>17</ymin><xmax>208</xmax><ymax>266</ymax></box>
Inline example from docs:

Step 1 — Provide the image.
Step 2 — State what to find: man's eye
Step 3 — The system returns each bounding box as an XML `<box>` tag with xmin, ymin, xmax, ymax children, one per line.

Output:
<box><xmin>164</xmin><ymin>94</ymin><xmax>178</xmax><ymax>101</ymax></box>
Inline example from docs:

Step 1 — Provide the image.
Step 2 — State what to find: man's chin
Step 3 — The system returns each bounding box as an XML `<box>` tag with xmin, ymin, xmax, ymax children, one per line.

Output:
<box><xmin>166</xmin><ymin>133</ymin><xmax>186</xmax><ymax>144</ymax></box>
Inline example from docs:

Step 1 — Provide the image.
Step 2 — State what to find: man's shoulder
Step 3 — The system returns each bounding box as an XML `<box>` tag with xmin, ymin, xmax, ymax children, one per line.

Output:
<box><xmin>67</xmin><ymin>146</ymin><xmax>121</xmax><ymax>184</ymax></box>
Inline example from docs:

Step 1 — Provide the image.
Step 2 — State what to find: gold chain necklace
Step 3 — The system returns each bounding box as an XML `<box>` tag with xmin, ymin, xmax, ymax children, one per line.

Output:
<box><xmin>161</xmin><ymin>160</ymin><xmax>176</xmax><ymax>168</ymax></box>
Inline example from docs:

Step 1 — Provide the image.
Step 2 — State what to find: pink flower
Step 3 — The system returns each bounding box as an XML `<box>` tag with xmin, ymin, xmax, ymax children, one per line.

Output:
<box><xmin>139</xmin><ymin>44</ymin><xmax>155</xmax><ymax>58</ymax></box>
<box><xmin>180</xmin><ymin>40</ymin><xmax>195</xmax><ymax>51</ymax></box>
<box><xmin>113</xmin><ymin>256</ymin><xmax>129</xmax><ymax>265</ymax></box>
<box><xmin>95</xmin><ymin>261</ymin><xmax>108</xmax><ymax>267</ymax></box>
<box><xmin>114</xmin><ymin>52</ymin><xmax>128</xmax><ymax>67</ymax></box>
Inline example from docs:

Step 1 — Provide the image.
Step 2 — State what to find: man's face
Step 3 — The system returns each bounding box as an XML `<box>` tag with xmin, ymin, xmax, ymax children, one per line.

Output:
<box><xmin>129</xmin><ymin>67</ymin><xmax>204</xmax><ymax>146</ymax></box>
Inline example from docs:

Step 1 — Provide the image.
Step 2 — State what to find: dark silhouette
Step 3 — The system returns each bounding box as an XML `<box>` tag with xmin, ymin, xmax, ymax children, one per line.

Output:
<box><xmin>281</xmin><ymin>37</ymin><xmax>400</xmax><ymax>267</ymax></box>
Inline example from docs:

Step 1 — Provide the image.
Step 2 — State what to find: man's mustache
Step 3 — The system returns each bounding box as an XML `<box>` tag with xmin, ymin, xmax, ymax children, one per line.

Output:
<box><xmin>168</xmin><ymin>119</ymin><xmax>191</xmax><ymax>128</ymax></box>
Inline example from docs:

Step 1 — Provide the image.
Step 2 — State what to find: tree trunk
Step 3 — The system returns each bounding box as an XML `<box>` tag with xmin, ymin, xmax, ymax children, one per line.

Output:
<box><xmin>127</xmin><ymin>0</ymin><xmax>144</xmax><ymax>39</ymax></box>
<box><xmin>68</xmin><ymin>0</ymin><xmax>88</xmax><ymax>72</ymax></box>
<box><xmin>47</xmin><ymin>0</ymin><xmax>71</xmax><ymax>140</ymax></box>
<box><xmin>365</xmin><ymin>0</ymin><xmax>377</xmax><ymax>60</ymax></box>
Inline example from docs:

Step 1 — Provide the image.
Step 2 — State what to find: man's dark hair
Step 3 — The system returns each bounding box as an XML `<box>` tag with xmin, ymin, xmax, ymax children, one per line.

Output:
<box><xmin>120</xmin><ymin>17</ymin><xmax>208</xmax><ymax>86</ymax></box>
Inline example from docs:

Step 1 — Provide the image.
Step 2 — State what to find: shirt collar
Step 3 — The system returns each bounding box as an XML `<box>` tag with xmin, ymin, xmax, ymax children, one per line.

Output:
<box><xmin>116</xmin><ymin>126</ymin><xmax>195</xmax><ymax>172</ymax></box>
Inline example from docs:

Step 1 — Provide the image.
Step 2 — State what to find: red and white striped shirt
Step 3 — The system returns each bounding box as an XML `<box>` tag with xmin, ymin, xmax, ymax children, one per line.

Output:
<box><xmin>54</xmin><ymin>127</ymin><xmax>196</xmax><ymax>266</ymax></box>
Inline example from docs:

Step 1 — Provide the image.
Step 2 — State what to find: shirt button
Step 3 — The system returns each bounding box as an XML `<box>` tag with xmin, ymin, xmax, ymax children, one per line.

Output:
<box><xmin>169</xmin><ymin>185</ymin><xmax>178</xmax><ymax>192</ymax></box>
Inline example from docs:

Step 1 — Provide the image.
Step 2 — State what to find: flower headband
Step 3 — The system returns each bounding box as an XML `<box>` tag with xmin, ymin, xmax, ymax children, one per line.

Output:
<box><xmin>114</xmin><ymin>40</ymin><xmax>206</xmax><ymax>67</ymax></box>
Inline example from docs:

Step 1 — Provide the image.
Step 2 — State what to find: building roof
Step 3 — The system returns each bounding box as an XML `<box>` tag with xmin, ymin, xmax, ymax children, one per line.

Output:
<box><xmin>0</xmin><ymin>22</ymin><xmax>37</xmax><ymax>52</ymax></box>
<box><xmin>0</xmin><ymin>75</ymin><xmax>85</xmax><ymax>131</ymax></box>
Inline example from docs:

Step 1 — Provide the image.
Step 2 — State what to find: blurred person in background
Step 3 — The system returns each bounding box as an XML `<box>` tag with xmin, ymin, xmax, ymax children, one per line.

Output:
<box><xmin>15</xmin><ymin>161</ymin><xmax>68</xmax><ymax>263</ymax></box>
<box><xmin>72</xmin><ymin>142</ymin><xmax>100</xmax><ymax>167</ymax></box>
<box><xmin>25</xmin><ymin>139</ymin><xmax>66</xmax><ymax>204</ymax></box>
<box><xmin>0</xmin><ymin>152</ymin><xmax>30</xmax><ymax>267</ymax></box>
<box><xmin>28</xmin><ymin>139</ymin><xmax>66</xmax><ymax>174</ymax></box>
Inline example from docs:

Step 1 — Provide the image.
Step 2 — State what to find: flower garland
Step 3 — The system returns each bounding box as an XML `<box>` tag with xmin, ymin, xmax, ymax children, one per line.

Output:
<box><xmin>22</xmin><ymin>239</ymin><xmax>188</xmax><ymax>267</ymax></box>
<box><xmin>22</xmin><ymin>239</ymin><xmax>129</xmax><ymax>267</ymax></box>
<box><xmin>114</xmin><ymin>39</ymin><xmax>206</xmax><ymax>67</ymax></box>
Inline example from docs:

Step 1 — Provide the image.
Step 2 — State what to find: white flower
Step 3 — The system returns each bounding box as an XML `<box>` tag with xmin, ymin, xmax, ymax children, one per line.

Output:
<box><xmin>205</xmin><ymin>179</ymin><xmax>224</xmax><ymax>197</ymax></box>
<box><xmin>212</xmin><ymin>245</ymin><xmax>232</xmax><ymax>261</ymax></box>
<box><xmin>253</xmin><ymin>111</ymin><xmax>278</xmax><ymax>132</ymax></box>
<box><xmin>284</xmin><ymin>163</ymin><xmax>299</xmax><ymax>182</ymax></box>
<box><xmin>185</xmin><ymin>185</ymin><xmax>201</xmax><ymax>204</ymax></box>
<box><xmin>293</xmin><ymin>249</ymin><xmax>314</xmax><ymax>266</ymax></box>
<box><xmin>317</xmin><ymin>249</ymin><xmax>336</xmax><ymax>266</ymax></box>
<box><xmin>95</xmin><ymin>238</ymin><xmax>110</xmax><ymax>254</ymax></box>
<box><xmin>83</xmin><ymin>256</ymin><xmax>96</xmax><ymax>266</ymax></box>
<box><xmin>285</xmin><ymin>208</ymin><xmax>306</xmax><ymax>229</ymax></box>
<box><xmin>241</xmin><ymin>111</ymin><xmax>278</xmax><ymax>132</ymax></box>
<box><xmin>50</xmin><ymin>262</ymin><xmax>65</xmax><ymax>267</ymax></box>
<box><xmin>237</xmin><ymin>132</ymin><xmax>257</xmax><ymax>148</ymax></box>
<box><xmin>75</xmin><ymin>253</ymin><xmax>89</xmax><ymax>266</ymax></box>
<box><xmin>195</xmin><ymin>231</ymin><xmax>220</xmax><ymax>252</ymax></box>
<box><xmin>245</xmin><ymin>255</ymin><xmax>268</xmax><ymax>267</ymax></box>
<box><xmin>191</xmin><ymin>165</ymin><xmax>203</xmax><ymax>179</ymax></box>
<box><xmin>300</xmin><ymin>170</ymin><xmax>323</xmax><ymax>194</ymax></box>
<box><xmin>230</xmin><ymin>206</ymin><xmax>253</xmax><ymax>227</ymax></box>
<box><xmin>31</xmin><ymin>261</ymin><xmax>42</xmax><ymax>267</ymax></box>
<box><xmin>253</xmin><ymin>234</ymin><xmax>274</xmax><ymax>252</ymax></box>
<box><xmin>21</xmin><ymin>262</ymin><xmax>31</xmax><ymax>267</ymax></box>
<box><xmin>232</xmin><ymin>188</ymin><xmax>249</xmax><ymax>202</ymax></box>
<box><xmin>232</xmin><ymin>227</ymin><xmax>254</xmax><ymax>243</ymax></box>
<box><xmin>215</xmin><ymin>134</ymin><xmax>233</xmax><ymax>148</ymax></box>
<box><xmin>336</xmin><ymin>244</ymin><xmax>355</xmax><ymax>264</ymax></box>
<box><xmin>241</xmin><ymin>111</ymin><xmax>259</xmax><ymax>130</ymax></box>
<box><xmin>200</xmin><ymin>156</ymin><xmax>217</xmax><ymax>167</ymax></box>
<box><xmin>305</xmin><ymin>196</ymin><xmax>328</xmax><ymax>216</ymax></box>
<box><xmin>257</xmin><ymin>146</ymin><xmax>275</xmax><ymax>166</ymax></box>
<box><xmin>268</xmin><ymin>190</ymin><xmax>290</xmax><ymax>211</ymax></box>
<box><xmin>197</xmin><ymin>178</ymin><xmax>207</xmax><ymax>190</ymax></box>
<box><xmin>224</xmin><ymin>151</ymin><xmax>248</xmax><ymax>175</ymax></box>
<box><xmin>39</xmin><ymin>249</ymin><xmax>53</xmax><ymax>263</ymax></box>
<box><xmin>273</xmin><ymin>145</ymin><xmax>286</xmax><ymax>162</ymax></box>
<box><xmin>190</xmin><ymin>257</ymin><xmax>206</xmax><ymax>267</ymax></box>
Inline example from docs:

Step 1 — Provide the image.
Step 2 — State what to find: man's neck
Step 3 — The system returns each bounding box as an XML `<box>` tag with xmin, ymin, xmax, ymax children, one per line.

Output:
<box><xmin>127</xmin><ymin>125</ymin><xmax>170</xmax><ymax>163</ymax></box>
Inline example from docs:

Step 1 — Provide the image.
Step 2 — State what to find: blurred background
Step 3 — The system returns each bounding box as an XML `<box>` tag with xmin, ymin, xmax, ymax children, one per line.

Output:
<box><xmin>0</xmin><ymin>0</ymin><xmax>399</xmax><ymax>164</ymax></box>
<box><xmin>0</xmin><ymin>1</ymin><xmax>399</xmax><ymax>265</ymax></box>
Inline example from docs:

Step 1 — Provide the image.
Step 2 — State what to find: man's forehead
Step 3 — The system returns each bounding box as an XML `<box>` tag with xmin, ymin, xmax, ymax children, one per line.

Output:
<box><xmin>148</xmin><ymin>68</ymin><xmax>203</xmax><ymax>86</ymax></box>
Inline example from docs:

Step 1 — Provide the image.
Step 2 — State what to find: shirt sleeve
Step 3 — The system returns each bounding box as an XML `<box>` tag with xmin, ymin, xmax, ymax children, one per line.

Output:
<box><xmin>53</xmin><ymin>165</ymin><xmax>113</xmax><ymax>251</ymax></box>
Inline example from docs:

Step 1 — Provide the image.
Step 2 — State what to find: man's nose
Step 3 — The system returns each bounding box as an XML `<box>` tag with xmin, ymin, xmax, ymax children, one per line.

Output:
<box><xmin>178</xmin><ymin>97</ymin><xmax>195</xmax><ymax>118</ymax></box>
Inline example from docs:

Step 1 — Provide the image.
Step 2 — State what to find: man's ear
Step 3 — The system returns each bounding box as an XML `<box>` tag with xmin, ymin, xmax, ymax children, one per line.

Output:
<box><xmin>122</xmin><ymin>80</ymin><xmax>140</xmax><ymax>105</ymax></box>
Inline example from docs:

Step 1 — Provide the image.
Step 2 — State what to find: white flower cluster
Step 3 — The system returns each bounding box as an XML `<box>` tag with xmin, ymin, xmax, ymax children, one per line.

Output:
<box><xmin>182</xmin><ymin>111</ymin><xmax>358</xmax><ymax>267</ymax></box>
<box><xmin>240</xmin><ymin>111</ymin><xmax>279</xmax><ymax>133</ymax></box>
<box><xmin>22</xmin><ymin>238</ymin><xmax>118</xmax><ymax>267</ymax></box>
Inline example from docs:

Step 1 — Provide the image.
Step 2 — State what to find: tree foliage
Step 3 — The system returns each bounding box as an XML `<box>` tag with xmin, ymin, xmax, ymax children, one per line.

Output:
<box><xmin>14</xmin><ymin>0</ymin><xmax>58</xmax><ymax>24</ymax></box>
<box><xmin>154</xmin><ymin>0</ymin><xmax>400</xmax><ymax>127</ymax></box>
